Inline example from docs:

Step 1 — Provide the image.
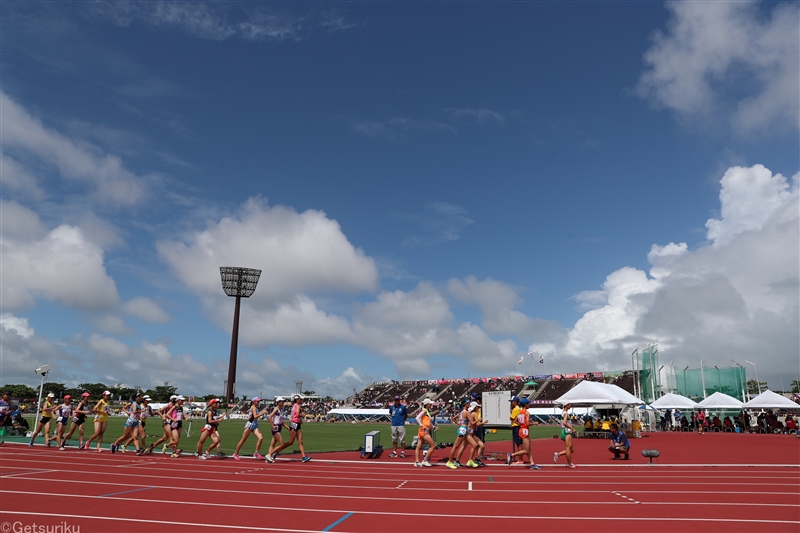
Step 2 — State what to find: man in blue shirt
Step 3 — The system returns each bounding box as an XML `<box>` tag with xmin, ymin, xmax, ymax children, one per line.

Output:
<box><xmin>388</xmin><ymin>396</ymin><xmax>408</xmax><ymax>458</ymax></box>
<box><xmin>608</xmin><ymin>423</ymin><xmax>631</xmax><ymax>460</ymax></box>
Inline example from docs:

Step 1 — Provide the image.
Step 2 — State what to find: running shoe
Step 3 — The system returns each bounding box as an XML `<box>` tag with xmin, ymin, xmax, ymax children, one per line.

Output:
<box><xmin>401</xmin><ymin>451</ymin><xmax>405</xmax><ymax>458</ymax></box>
<box><xmin>553</xmin><ymin>452</ymin><xmax>559</xmax><ymax>464</ymax></box>
<box><xmin>466</xmin><ymin>460</ymin><xmax>478</xmax><ymax>468</ymax></box>
<box><xmin>196</xmin><ymin>452</ymin><xmax>207</xmax><ymax>460</ymax></box>
<box><xmin>78</xmin><ymin>443</ymin><xmax>85</xmax><ymax>450</ymax></box>
<box><xmin>148</xmin><ymin>443</ymin><xmax>155</xmax><ymax>455</ymax></box>
<box><xmin>120</xmin><ymin>445</ymin><xmax>127</xmax><ymax>454</ymax></box>
<box><xmin>475</xmin><ymin>459</ymin><xmax>485</xmax><ymax>467</ymax></box>
<box><xmin>301</xmin><ymin>456</ymin><xmax>312</xmax><ymax>463</ymax></box>
<box><xmin>530</xmin><ymin>464</ymin><xmax>543</xmax><ymax>470</ymax></box>
<box><xmin>59</xmin><ymin>446</ymin><xmax>66</xmax><ymax>451</ymax></box>
<box><xmin>46</xmin><ymin>440</ymin><xmax>52</xmax><ymax>448</ymax></box>
<box><xmin>388</xmin><ymin>452</ymin><xmax>398</xmax><ymax>458</ymax></box>
<box><xmin>162</xmin><ymin>444</ymin><xmax>168</xmax><ymax>454</ymax></box>
<box><xmin>421</xmin><ymin>461</ymin><xmax>432</xmax><ymax>467</ymax></box>
<box><xmin>28</xmin><ymin>441</ymin><xmax>34</xmax><ymax>448</ymax></box>
<box><xmin>233</xmin><ymin>453</ymin><xmax>241</xmax><ymax>461</ymax></box>
<box><xmin>414</xmin><ymin>462</ymin><xmax>421</xmax><ymax>467</ymax></box>
<box><xmin>446</xmin><ymin>461</ymin><xmax>457</xmax><ymax>470</ymax></box>
<box><xmin>506</xmin><ymin>453</ymin><xmax>512</xmax><ymax>465</ymax></box>
<box><xmin>136</xmin><ymin>448</ymin><xmax>145</xmax><ymax>456</ymax></box>
<box><xmin>170</xmin><ymin>453</ymin><xmax>180</xmax><ymax>458</ymax></box>
<box><xmin>453</xmin><ymin>460</ymin><xmax>463</xmax><ymax>468</ymax></box>
<box><xmin>253</xmin><ymin>452</ymin><xmax>265</xmax><ymax>459</ymax></box>
<box><xmin>265</xmin><ymin>454</ymin><xmax>275</xmax><ymax>463</ymax></box>
<box><xmin>513</xmin><ymin>460</ymin><xmax>524</xmax><ymax>465</ymax></box>
<box><xmin>110</xmin><ymin>443</ymin><xmax>117</xmax><ymax>454</ymax></box>
<box><xmin>567</xmin><ymin>464</ymin><xmax>576</xmax><ymax>469</ymax></box>
<box><xmin>175</xmin><ymin>449</ymin><xmax>183</xmax><ymax>456</ymax></box>
<box><xmin>96</xmin><ymin>448</ymin><xmax>103</xmax><ymax>453</ymax></box>
<box><xmin>216</xmin><ymin>452</ymin><xmax>226</xmax><ymax>458</ymax></box>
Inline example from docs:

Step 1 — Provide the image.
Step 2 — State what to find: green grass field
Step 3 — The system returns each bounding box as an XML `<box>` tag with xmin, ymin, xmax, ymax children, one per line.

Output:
<box><xmin>13</xmin><ymin>416</ymin><xmax>568</xmax><ymax>456</ymax></box>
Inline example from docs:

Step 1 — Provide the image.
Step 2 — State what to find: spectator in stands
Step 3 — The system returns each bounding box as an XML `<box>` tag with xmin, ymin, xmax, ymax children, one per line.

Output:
<box><xmin>680</xmin><ymin>416</ymin><xmax>689</xmax><ymax>430</ymax></box>
<box><xmin>593</xmin><ymin>418</ymin><xmax>602</xmax><ymax>431</ymax></box>
<box><xmin>785</xmin><ymin>415</ymin><xmax>796</xmax><ymax>433</ymax></box>
<box><xmin>584</xmin><ymin>417</ymin><xmax>593</xmax><ymax>433</ymax></box>
<box><xmin>723</xmin><ymin>417</ymin><xmax>734</xmax><ymax>431</ymax></box>
<box><xmin>388</xmin><ymin>396</ymin><xmax>408</xmax><ymax>458</ymax></box>
<box><xmin>690</xmin><ymin>411</ymin><xmax>697</xmax><ymax>430</ymax></box>
<box><xmin>608</xmin><ymin>423</ymin><xmax>630</xmax><ymax>460</ymax></box>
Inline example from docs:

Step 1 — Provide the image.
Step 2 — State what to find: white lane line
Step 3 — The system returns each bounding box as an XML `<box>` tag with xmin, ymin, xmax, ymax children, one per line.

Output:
<box><xmin>0</xmin><ymin>469</ymin><xmax>58</xmax><ymax>478</ymax></box>
<box><xmin>3</xmin><ymin>491</ymin><xmax>799</xmax><ymax>525</ymax></box>
<box><xmin>468</xmin><ymin>482</ymin><xmax>473</xmax><ymax>491</ymax></box>
<box><xmin>0</xmin><ymin>510</ymin><xmax>322</xmax><ymax>533</ymax></box>
<box><xmin>396</xmin><ymin>480</ymin><xmax>408</xmax><ymax>489</ymax></box>
<box><xmin>612</xmin><ymin>491</ymin><xmax>641</xmax><ymax>504</ymax></box>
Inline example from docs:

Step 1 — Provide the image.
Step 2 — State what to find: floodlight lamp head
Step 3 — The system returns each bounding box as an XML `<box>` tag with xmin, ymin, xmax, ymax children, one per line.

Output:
<box><xmin>744</xmin><ymin>360</ymin><xmax>755</xmax><ymax>365</ymax></box>
<box><xmin>684</xmin><ymin>366</ymin><xmax>690</xmax><ymax>370</ymax></box>
<box><xmin>35</xmin><ymin>364</ymin><xmax>50</xmax><ymax>375</ymax></box>
<box><xmin>219</xmin><ymin>267</ymin><xmax>262</xmax><ymax>298</ymax></box>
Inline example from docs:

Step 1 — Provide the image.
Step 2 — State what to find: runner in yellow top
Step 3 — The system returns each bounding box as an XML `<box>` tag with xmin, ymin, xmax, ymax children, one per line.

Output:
<box><xmin>414</xmin><ymin>398</ymin><xmax>437</xmax><ymax>467</ymax></box>
<box><xmin>29</xmin><ymin>392</ymin><xmax>57</xmax><ymax>447</ymax></box>
<box><xmin>84</xmin><ymin>391</ymin><xmax>112</xmax><ymax>452</ymax></box>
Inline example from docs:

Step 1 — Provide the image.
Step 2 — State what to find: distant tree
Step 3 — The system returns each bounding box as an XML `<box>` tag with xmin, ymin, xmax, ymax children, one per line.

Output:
<box><xmin>44</xmin><ymin>382</ymin><xmax>67</xmax><ymax>399</ymax></box>
<box><xmin>747</xmin><ymin>379</ymin><xmax>767</xmax><ymax>395</ymax></box>
<box><xmin>302</xmin><ymin>390</ymin><xmax>317</xmax><ymax>396</ymax></box>
<box><xmin>143</xmin><ymin>384</ymin><xmax>178</xmax><ymax>403</ymax></box>
<box><xmin>78</xmin><ymin>383</ymin><xmax>110</xmax><ymax>397</ymax></box>
<box><xmin>0</xmin><ymin>384</ymin><xmax>38</xmax><ymax>399</ymax></box>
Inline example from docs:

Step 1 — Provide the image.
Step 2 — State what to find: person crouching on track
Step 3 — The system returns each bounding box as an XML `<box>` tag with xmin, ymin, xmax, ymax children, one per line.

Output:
<box><xmin>506</xmin><ymin>399</ymin><xmax>542</xmax><ymax>470</ymax></box>
<box><xmin>608</xmin><ymin>423</ymin><xmax>631</xmax><ymax>460</ymax></box>
<box><xmin>446</xmin><ymin>400</ymin><xmax>480</xmax><ymax>469</ymax></box>
<box><xmin>151</xmin><ymin>395</ymin><xmax>178</xmax><ymax>454</ymax></box>
<box><xmin>414</xmin><ymin>398</ymin><xmax>436</xmax><ymax>467</ymax></box>
<box><xmin>269</xmin><ymin>395</ymin><xmax>312</xmax><ymax>463</ymax></box>
<box><xmin>111</xmin><ymin>392</ymin><xmax>144</xmax><ymax>455</ymax></box>
<box><xmin>196</xmin><ymin>398</ymin><xmax>225</xmax><ymax>459</ymax></box>
<box><xmin>64</xmin><ymin>392</ymin><xmax>91</xmax><ymax>449</ymax></box>
<box><xmin>166</xmin><ymin>395</ymin><xmax>186</xmax><ymax>457</ymax></box>
<box><xmin>233</xmin><ymin>397</ymin><xmax>269</xmax><ymax>460</ymax></box>
<box><xmin>54</xmin><ymin>395</ymin><xmax>74</xmax><ymax>450</ymax></box>
<box><xmin>265</xmin><ymin>397</ymin><xmax>289</xmax><ymax>463</ymax></box>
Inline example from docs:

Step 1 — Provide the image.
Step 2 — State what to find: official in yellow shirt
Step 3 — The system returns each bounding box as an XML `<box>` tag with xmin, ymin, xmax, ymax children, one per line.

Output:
<box><xmin>509</xmin><ymin>396</ymin><xmax>522</xmax><ymax>452</ymax></box>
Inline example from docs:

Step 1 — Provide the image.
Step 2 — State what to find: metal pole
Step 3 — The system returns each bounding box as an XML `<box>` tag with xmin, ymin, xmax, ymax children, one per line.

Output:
<box><xmin>33</xmin><ymin>372</ymin><xmax>47</xmax><ymax>436</ymax></box>
<box><xmin>682</xmin><ymin>366</ymin><xmax>689</xmax><ymax>397</ymax></box>
<box><xmin>226</xmin><ymin>295</ymin><xmax>241</xmax><ymax>404</ymax></box>
<box><xmin>700</xmin><ymin>359</ymin><xmax>707</xmax><ymax>399</ymax></box>
<box><xmin>745</xmin><ymin>360</ymin><xmax>760</xmax><ymax>395</ymax></box>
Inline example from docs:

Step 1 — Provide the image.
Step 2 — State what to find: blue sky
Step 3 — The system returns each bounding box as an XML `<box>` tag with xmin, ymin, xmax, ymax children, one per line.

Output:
<box><xmin>1</xmin><ymin>1</ymin><xmax>798</xmax><ymax>398</ymax></box>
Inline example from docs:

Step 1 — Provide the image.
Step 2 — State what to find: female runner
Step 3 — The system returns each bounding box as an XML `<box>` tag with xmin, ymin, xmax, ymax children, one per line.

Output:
<box><xmin>233</xmin><ymin>397</ymin><xmax>268</xmax><ymax>460</ymax></box>
<box><xmin>65</xmin><ymin>392</ymin><xmax>91</xmax><ymax>449</ymax></box>
<box><xmin>196</xmin><ymin>398</ymin><xmax>226</xmax><ymax>459</ymax></box>
<box><xmin>265</xmin><ymin>397</ymin><xmax>288</xmax><ymax>463</ymax></box>
<box><xmin>53</xmin><ymin>395</ymin><xmax>74</xmax><ymax>450</ymax></box>
<box><xmin>446</xmin><ymin>400</ymin><xmax>481</xmax><ymax>469</ymax></box>
<box><xmin>414</xmin><ymin>398</ymin><xmax>436</xmax><ymax>467</ymax></box>
<box><xmin>29</xmin><ymin>392</ymin><xmax>57</xmax><ymax>447</ymax></box>
<box><xmin>506</xmin><ymin>399</ymin><xmax>542</xmax><ymax>469</ymax></box>
<box><xmin>111</xmin><ymin>392</ymin><xmax>144</xmax><ymax>455</ymax></box>
<box><xmin>121</xmin><ymin>395</ymin><xmax>153</xmax><ymax>453</ymax></box>
<box><xmin>167</xmin><ymin>395</ymin><xmax>186</xmax><ymax>457</ymax></box>
<box><xmin>151</xmin><ymin>395</ymin><xmax>178</xmax><ymax>454</ymax></box>
<box><xmin>84</xmin><ymin>391</ymin><xmax>112</xmax><ymax>452</ymax></box>
<box><xmin>553</xmin><ymin>403</ymin><xmax>576</xmax><ymax>468</ymax></box>
<box><xmin>269</xmin><ymin>395</ymin><xmax>312</xmax><ymax>463</ymax></box>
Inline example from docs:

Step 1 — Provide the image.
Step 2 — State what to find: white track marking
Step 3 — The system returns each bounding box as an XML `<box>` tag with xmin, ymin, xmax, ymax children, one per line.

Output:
<box><xmin>396</xmin><ymin>480</ymin><xmax>408</xmax><ymax>489</ymax></box>
<box><xmin>2</xmin><ymin>491</ymin><xmax>798</xmax><ymax>525</ymax></box>
<box><xmin>612</xmin><ymin>491</ymin><xmax>641</xmax><ymax>504</ymax></box>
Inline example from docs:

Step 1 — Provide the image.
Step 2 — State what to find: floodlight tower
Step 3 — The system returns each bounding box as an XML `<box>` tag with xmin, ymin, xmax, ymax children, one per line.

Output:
<box><xmin>220</xmin><ymin>267</ymin><xmax>262</xmax><ymax>405</ymax></box>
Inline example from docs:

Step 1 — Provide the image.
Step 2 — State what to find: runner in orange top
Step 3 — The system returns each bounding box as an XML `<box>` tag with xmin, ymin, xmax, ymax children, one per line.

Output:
<box><xmin>414</xmin><ymin>398</ymin><xmax>436</xmax><ymax>467</ymax></box>
<box><xmin>506</xmin><ymin>399</ymin><xmax>542</xmax><ymax>470</ymax></box>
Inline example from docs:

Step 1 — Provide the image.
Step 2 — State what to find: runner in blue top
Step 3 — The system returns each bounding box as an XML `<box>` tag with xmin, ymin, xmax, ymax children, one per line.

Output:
<box><xmin>111</xmin><ymin>392</ymin><xmax>144</xmax><ymax>455</ymax></box>
<box><xmin>388</xmin><ymin>396</ymin><xmax>408</xmax><ymax>458</ymax></box>
<box><xmin>608</xmin><ymin>423</ymin><xmax>631</xmax><ymax>460</ymax></box>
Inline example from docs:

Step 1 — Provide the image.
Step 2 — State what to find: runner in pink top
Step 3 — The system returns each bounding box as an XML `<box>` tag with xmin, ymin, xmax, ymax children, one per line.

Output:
<box><xmin>268</xmin><ymin>395</ymin><xmax>311</xmax><ymax>463</ymax></box>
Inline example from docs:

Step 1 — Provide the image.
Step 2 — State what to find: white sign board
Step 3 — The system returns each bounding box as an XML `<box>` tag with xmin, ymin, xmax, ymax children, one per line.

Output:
<box><xmin>482</xmin><ymin>390</ymin><xmax>511</xmax><ymax>427</ymax></box>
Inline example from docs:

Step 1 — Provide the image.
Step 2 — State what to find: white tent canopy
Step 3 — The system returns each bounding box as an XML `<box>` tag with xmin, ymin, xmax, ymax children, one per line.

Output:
<box><xmin>696</xmin><ymin>391</ymin><xmax>743</xmax><ymax>409</ymax></box>
<box><xmin>554</xmin><ymin>381</ymin><xmax>644</xmax><ymax>407</ymax></box>
<box><xmin>650</xmin><ymin>393</ymin><xmax>698</xmax><ymax>410</ymax></box>
<box><xmin>742</xmin><ymin>390</ymin><xmax>800</xmax><ymax>410</ymax></box>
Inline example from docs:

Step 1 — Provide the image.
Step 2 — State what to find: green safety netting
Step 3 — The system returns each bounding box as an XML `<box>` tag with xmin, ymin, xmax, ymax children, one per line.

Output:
<box><xmin>676</xmin><ymin>366</ymin><xmax>746</xmax><ymax>402</ymax></box>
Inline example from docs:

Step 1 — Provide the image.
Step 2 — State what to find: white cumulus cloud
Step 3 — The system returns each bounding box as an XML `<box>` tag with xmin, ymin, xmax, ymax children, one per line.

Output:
<box><xmin>636</xmin><ymin>1</ymin><xmax>799</xmax><ymax>134</ymax></box>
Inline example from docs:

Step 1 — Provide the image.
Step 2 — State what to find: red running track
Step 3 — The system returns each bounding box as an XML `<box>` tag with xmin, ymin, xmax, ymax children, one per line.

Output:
<box><xmin>1</xmin><ymin>432</ymin><xmax>798</xmax><ymax>533</ymax></box>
